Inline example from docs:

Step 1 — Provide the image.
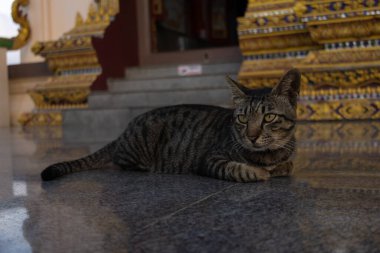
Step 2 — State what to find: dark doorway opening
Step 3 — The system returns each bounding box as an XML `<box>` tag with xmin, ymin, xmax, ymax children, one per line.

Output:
<box><xmin>150</xmin><ymin>0</ymin><xmax>248</xmax><ymax>53</ymax></box>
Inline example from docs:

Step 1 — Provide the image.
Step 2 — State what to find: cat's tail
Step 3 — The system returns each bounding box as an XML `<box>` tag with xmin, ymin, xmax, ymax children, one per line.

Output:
<box><xmin>41</xmin><ymin>140</ymin><xmax>118</xmax><ymax>181</ymax></box>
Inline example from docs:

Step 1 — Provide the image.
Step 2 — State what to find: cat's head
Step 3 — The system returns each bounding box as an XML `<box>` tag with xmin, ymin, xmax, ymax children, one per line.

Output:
<box><xmin>227</xmin><ymin>69</ymin><xmax>300</xmax><ymax>151</ymax></box>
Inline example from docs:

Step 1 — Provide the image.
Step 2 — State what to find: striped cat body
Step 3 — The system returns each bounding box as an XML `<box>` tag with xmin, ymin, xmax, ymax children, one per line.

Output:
<box><xmin>41</xmin><ymin>69</ymin><xmax>300</xmax><ymax>182</ymax></box>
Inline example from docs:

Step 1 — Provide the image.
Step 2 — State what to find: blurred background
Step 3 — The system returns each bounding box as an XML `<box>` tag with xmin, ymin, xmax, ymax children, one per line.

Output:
<box><xmin>2</xmin><ymin>0</ymin><xmax>380</xmax><ymax>129</ymax></box>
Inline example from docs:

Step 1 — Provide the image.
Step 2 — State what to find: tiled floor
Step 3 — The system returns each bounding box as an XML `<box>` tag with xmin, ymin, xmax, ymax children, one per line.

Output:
<box><xmin>0</xmin><ymin>122</ymin><xmax>379</xmax><ymax>253</ymax></box>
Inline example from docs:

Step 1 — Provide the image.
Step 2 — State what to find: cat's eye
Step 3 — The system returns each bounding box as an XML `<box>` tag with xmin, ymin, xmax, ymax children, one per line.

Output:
<box><xmin>237</xmin><ymin>114</ymin><xmax>248</xmax><ymax>124</ymax></box>
<box><xmin>264</xmin><ymin>114</ymin><xmax>277</xmax><ymax>123</ymax></box>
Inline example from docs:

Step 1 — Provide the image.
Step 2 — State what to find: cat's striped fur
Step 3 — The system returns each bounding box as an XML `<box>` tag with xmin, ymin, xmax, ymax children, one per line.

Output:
<box><xmin>41</xmin><ymin>69</ymin><xmax>300</xmax><ymax>182</ymax></box>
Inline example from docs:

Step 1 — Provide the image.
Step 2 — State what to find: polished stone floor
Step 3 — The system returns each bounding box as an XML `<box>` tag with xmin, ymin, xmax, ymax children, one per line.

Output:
<box><xmin>0</xmin><ymin>122</ymin><xmax>380</xmax><ymax>253</ymax></box>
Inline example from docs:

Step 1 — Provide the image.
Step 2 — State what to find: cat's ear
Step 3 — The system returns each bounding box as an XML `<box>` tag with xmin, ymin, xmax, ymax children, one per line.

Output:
<box><xmin>226</xmin><ymin>76</ymin><xmax>249</xmax><ymax>105</ymax></box>
<box><xmin>271</xmin><ymin>69</ymin><xmax>301</xmax><ymax>107</ymax></box>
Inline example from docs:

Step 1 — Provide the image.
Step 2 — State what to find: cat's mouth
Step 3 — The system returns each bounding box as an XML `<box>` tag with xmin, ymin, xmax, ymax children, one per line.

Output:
<box><xmin>242</xmin><ymin>138</ymin><xmax>271</xmax><ymax>151</ymax></box>
<box><xmin>250</xmin><ymin>143</ymin><xmax>270</xmax><ymax>151</ymax></box>
<box><xmin>233</xmin><ymin>132</ymin><xmax>272</xmax><ymax>151</ymax></box>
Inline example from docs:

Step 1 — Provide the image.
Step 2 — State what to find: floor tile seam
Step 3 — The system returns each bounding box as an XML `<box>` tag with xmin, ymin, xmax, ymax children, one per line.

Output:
<box><xmin>134</xmin><ymin>184</ymin><xmax>237</xmax><ymax>235</ymax></box>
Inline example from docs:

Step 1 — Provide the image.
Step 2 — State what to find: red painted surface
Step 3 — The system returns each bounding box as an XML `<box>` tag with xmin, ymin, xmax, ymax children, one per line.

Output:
<box><xmin>91</xmin><ymin>0</ymin><xmax>139</xmax><ymax>90</ymax></box>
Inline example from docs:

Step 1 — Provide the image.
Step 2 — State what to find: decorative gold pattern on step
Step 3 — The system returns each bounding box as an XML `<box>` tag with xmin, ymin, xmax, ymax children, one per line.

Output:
<box><xmin>29</xmin><ymin>88</ymin><xmax>90</xmax><ymax>109</ymax></box>
<box><xmin>297</xmin><ymin>99</ymin><xmax>380</xmax><ymax>121</ymax></box>
<box><xmin>239</xmin><ymin>33</ymin><xmax>315</xmax><ymax>54</ymax></box>
<box><xmin>303</xmin><ymin>48</ymin><xmax>380</xmax><ymax>65</ymax></box>
<box><xmin>300</xmin><ymin>68</ymin><xmax>380</xmax><ymax>88</ymax></box>
<box><xmin>308</xmin><ymin>19</ymin><xmax>380</xmax><ymax>43</ymax></box>
<box><xmin>18</xmin><ymin>112</ymin><xmax>62</xmax><ymax>127</ymax></box>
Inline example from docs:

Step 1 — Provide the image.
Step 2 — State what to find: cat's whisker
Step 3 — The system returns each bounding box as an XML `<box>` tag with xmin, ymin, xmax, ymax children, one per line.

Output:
<box><xmin>271</xmin><ymin>143</ymin><xmax>295</xmax><ymax>154</ymax></box>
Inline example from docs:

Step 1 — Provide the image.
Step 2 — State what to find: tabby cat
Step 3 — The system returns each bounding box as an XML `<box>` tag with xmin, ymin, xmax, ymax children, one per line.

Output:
<box><xmin>41</xmin><ymin>69</ymin><xmax>300</xmax><ymax>182</ymax></box>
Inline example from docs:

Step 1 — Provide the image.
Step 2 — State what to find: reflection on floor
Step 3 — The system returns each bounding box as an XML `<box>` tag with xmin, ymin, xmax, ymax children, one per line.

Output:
<box><xmin>0</xmin><ymin>122</ymin><xmax>379</xmax><ymax>253</ymax></box>
<box><xmin>295</xmin><ymin>122</ymin><xmax>380</xmax><ymax>192</ymax></box>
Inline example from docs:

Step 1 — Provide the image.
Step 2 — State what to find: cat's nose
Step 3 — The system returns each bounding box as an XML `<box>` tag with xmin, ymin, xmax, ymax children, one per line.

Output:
<box><xmin>247</xmin><ymin>129</ymin><xmax>261</xmax><ymax>142</ymax></box>
<box><xmin>248</xmin><ymin>135</ymin><xmax>259</xmax><ymax>143</ymax></box>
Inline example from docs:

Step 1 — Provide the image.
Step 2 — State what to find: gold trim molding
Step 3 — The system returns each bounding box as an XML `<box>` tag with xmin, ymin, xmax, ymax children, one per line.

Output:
<box><xmin>240</xmin><ymin>33</ymin><xmax>316</xmax><ymax>54</ymax></box>
<box><xmin>19</xmin><ymin>112</ymin><xmax>62</xmax><ymax>127</ymax></box>
<box><xmin>308</xmin><ymin>19</ymin><xmax>380</xmax><ymax>43</ymax></box>
<box><xmin>299</xmin><ymin>68</ymin><xmax>380</xmax><ymax>89</ymax></box>
<box><xmin>29</xmin><ymin>88</ymin><xmax>90</xmax><ymax>110</ymax></box>
<box><xmin>297</xmin><ymin>99</ymin><xmax>380</xmax><ymax>121</ymax></box>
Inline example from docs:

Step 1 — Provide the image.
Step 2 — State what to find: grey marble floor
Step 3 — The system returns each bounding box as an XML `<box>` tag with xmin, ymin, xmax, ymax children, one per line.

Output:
<box><xmin>0</xmin><ymin>122</ymin><xmax>380</xmax><ymax>253</ymax></box>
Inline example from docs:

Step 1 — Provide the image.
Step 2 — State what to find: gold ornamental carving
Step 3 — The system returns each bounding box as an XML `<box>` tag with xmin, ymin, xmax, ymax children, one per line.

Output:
<box><xmin>240</xmin><ymin>77</ymin><xmax>279</xmax><ymax>89</ymax></box>
<box><xmin>0</xmin><ymin>0</ymin><xmax>31</xmax><ymax>49</ymax></box>
<box><xmin>238</xmin><ymin>0</ymin><xmax>380</xmax><ymax>121</ymax></box>
<box><xmin>29</xmin><ymin>88</ymin><xmax>90</xmax><ymax>109</ymax></box>
<box><xmin>297</xmin><ymin>99</ymin><xmax>380</xmax><ymax>121</ymax></box>
<box><xmin>21</xmin><ymin>0</ymin><xmax>119</xmax><ymax>127</ymax></box>
<box><xmin>247</xmin><ymin>0</ymin><xmax>295</xmax><ymax>12</ymax></box>
<box><xmin>300</xmin><ymin>68</ymin><xmax>380</xmax><ymax>88</ymax></box>
<box><xmin>238</xmin><ymin>13</ymin><xmax>302</xmax><ymax>31</ymax></box>
<box><xmin>46</xmin><ymin>53</ymin><xmax>100</xmax><ymax>73</ymax></box>
<box><xmin>238</xmin><ymin>58</ymin><xmax>308</xmax><ymax>89</ymax></box>
<box><xmin>308</xmin><ymin>19</ymin><xmax>380</xmax><ymax>43</ymax></box>
<box><xmin>29</xmin><ymin>74</ymin><xmax>97</xmax><ymax>109</ymax></box>
<box><xmin>303</xmin><ymin>48</ymin><xmax>380</xmax><ymax>65</ymax></box>
<box><xmin>240</xmin><ymin>58</ymin><xmax>301</xmax><ymax>72</ymax></box>
<box><xmin>11</xmin><ymin>0</ymin><xmax>31</xmax><ymax>49</ymax></box>
<box><xmin>18</xmin><ymin>112</ymin><xmax>62</xmax><ymax>127</ymax></box>
<box><xmin>240</xmin><ymin>33</ymin><xmax>315</xmax><ymax>53</ymax></box>
<box><xmin>295</xmin><ymin>0</ymin><xmax>380</xmax><ymax>19</ymax></box>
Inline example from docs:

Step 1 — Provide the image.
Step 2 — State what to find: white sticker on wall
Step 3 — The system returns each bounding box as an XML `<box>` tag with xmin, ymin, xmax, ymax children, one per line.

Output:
<box><xmin>177</xmin><ymin>64</ymin><xmax>203</xmax><ymax>76</ymax></box>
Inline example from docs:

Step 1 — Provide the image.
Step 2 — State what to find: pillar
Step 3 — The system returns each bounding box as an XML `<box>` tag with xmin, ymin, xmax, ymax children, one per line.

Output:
<box><xmin>0</xmin><ymin>48</ymin><xmax>10</xmax><ymax>127</ymax></box>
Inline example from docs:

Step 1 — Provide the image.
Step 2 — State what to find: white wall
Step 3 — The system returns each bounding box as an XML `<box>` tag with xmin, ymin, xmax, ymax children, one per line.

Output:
<box><xmin>21</xmin><ymin>0</ymin><xmax>93</xmax><ymax>63</ymax></box>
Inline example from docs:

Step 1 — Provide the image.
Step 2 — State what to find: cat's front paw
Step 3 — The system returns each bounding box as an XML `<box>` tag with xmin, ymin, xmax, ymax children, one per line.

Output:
<box><xmin>270</xmin><ymin>161</ymin><xmax>293</xmax><ymax>177</ymax></box>
<box><xmin>237</xmin><ymin>164</ymin><xmax>270</xmax><ymax>182</ymax></box>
